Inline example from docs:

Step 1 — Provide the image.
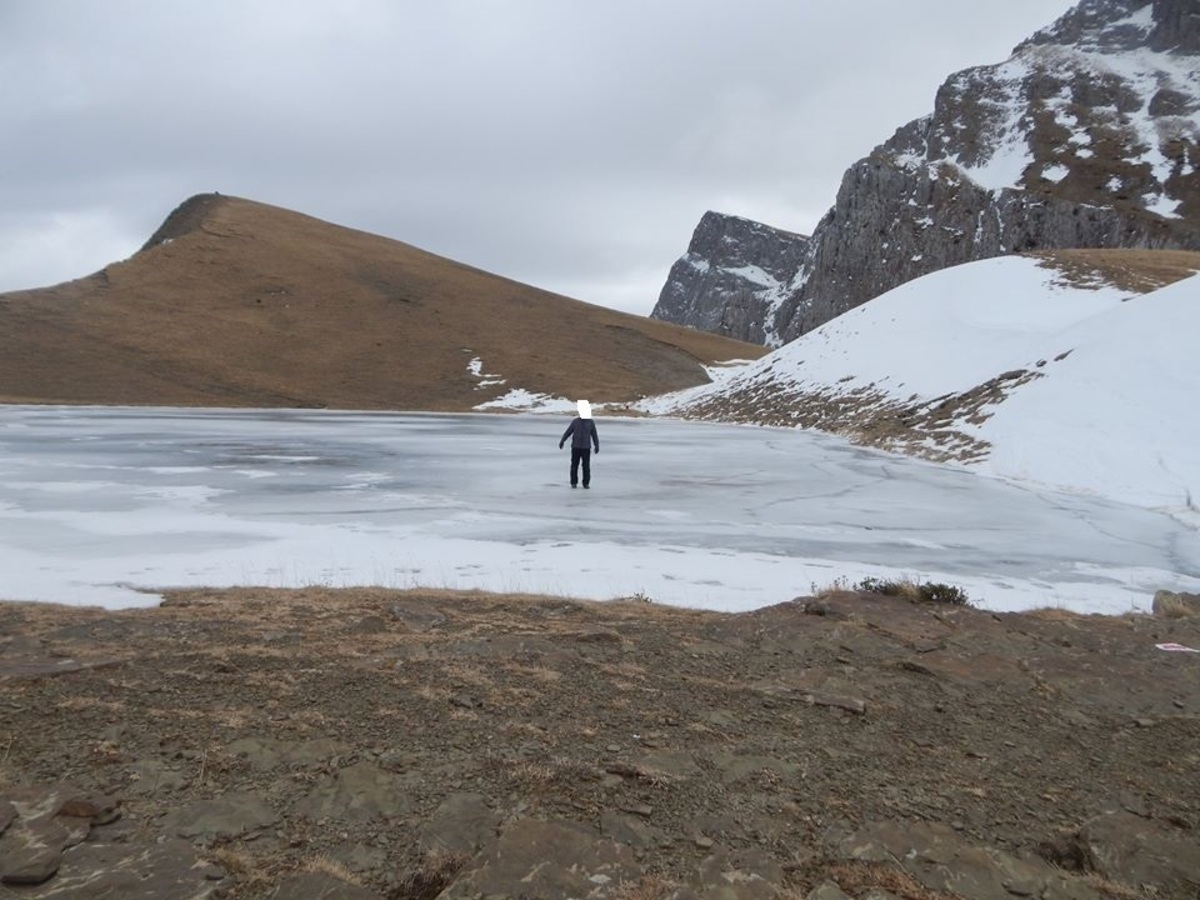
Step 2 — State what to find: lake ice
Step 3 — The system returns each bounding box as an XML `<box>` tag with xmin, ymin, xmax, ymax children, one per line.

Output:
<box><xmin>1</xmin><ymin>406</ymin><xmax>1197</xmax><ymax>614</ymax></box>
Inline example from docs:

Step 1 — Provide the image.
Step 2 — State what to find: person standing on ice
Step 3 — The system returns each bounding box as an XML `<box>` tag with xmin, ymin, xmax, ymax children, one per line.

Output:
<box><xmin>558</xmin><ymin>400</ymin><xmax>600</xmax><ymax>489</ymax></box>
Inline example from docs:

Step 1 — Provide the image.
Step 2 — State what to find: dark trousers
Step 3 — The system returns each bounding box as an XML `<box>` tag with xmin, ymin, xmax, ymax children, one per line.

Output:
<box><xmin>570</xmin><ymin>448</ymin><xmax>591</xmax><ymax>487</ymax></box>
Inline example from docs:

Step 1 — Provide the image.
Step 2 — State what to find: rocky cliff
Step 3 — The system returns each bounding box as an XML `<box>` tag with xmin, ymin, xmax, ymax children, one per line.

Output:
<box><xmin>650</xmin><ymin>212</ymin><xmax>809</xmax><ymax>346</ymax></box>
<box><xmin>652</xmin><ymin>0</ymin><xmax>1200</xmax><ymax>344</ymax></box>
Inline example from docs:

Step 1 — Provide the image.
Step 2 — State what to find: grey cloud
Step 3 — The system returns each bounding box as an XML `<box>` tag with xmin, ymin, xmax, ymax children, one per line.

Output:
<box><xmin>2</xmin><ymin>0</ymin><xmax>1073</xmax><ymax>312</ymax></box>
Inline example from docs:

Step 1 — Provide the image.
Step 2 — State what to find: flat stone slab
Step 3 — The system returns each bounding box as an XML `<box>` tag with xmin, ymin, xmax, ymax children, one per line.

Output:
<box><xmin>441</xmin><ymin>818</ymin><xmax>642</xmax><ymax>899</ymax></box>
<box><xmin>159</xmin><ymin>791</ymin><xmax>279</xmax><ymax>840</ymax></box>
<box><xmin>268</xmin><ymin>871</ymin><xmax>384</xmax><ymax>900</ymax></box>
<box><xmin>839</xmin><ymin>820</ymin><xmax>1102</xmax><ymax>900</ymax></box>
<box><xmin>293</xmin><ymin>762</ymin><xmax>412</xmax><ymax>822</ymax></box>
<box><xmin>11</xmin><ymin>839</ymin><xmax>224</xmax><ymax>899</ymax></box>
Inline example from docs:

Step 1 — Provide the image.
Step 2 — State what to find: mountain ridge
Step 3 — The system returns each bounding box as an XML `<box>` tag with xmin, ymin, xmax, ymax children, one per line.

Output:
<box><xmin>652</xmin><ymin>0</ymin><xmax>1200</xmax><ymax>345</ymax></box>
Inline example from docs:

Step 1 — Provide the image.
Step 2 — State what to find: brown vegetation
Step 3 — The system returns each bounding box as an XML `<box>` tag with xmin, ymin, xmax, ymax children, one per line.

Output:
<box><xmin>1029</xmin><ymin>247</ymin><xmax>1200</xmax><ymax>294</ymax></box>
<box><xmin>0</xmin><ymin>194</ymin><xmax>762</xmax><ymax>411</ymax></box>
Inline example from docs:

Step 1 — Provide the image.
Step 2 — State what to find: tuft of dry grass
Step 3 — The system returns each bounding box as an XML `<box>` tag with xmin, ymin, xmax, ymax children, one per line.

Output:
<box><xmin>1079</xmin><ymin>872</ymin><xmax>1152</xmax><ymax>899</ymax></box>
<box><xmin>300</xmin><ymin>854</ymin><xmax>363</xmax><ymax>885</ymax></box>
<box><xmin>1153</xmin><ymin>591</ymin><xmax>1196</xmax><ymax>619</ymax></box>
<box><xmin>389</xmin><ymin>848</ymin><xmax>470</xmax><ymax>900</ymax></box>
<box><xmin>208</xmin><ymin>847</ymin><xmax>273</xmax><ymax>892</ymax></box>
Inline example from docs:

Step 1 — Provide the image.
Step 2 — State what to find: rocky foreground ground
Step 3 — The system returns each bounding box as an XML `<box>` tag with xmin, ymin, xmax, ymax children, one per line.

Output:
<box><xmin>1</xmin><ymin>587</ymin><xmax>1198</xmax><ymax>900</ymax></box>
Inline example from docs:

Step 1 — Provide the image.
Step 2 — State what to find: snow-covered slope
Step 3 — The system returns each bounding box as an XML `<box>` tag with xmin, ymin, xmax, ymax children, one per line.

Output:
<box><xmin>976</xmin><ymin>269</ymin><xmax>1199</xmax><ymax>510</ymax></box>
<box><xmin>642</xmin><ymin>251</ymin><xmax>1200</xmax><ymax>515</ymax></box>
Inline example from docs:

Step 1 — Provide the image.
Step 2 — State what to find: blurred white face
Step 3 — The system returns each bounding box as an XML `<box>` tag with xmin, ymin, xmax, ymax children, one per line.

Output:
<box><xmin>577</xmin><ymin>400</ymin><xmax>592</xmax><ymax>418</ymax></box>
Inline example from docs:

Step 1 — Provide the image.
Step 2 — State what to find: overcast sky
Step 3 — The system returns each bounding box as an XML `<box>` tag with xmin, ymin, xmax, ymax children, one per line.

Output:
<box><xmin>2</xmin><ymin>1</ymin><xmax>1074</xmax><ymax>315</ymax></box>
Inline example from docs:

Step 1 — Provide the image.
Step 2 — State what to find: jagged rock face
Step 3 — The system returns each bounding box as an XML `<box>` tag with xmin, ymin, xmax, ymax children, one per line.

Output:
<box><xmin>650</xmin><ymin>211</ymin><xmax>808</xmax><ymax>345</ymax></box>
<box><xmin>653</xmin><ymin>0</ymin><xmax>1200</xmax><ymax>345</ymax></box>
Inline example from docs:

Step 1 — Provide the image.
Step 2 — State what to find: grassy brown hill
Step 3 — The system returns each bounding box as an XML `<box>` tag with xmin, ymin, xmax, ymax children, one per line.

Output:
<box><xmin>0</xmin><ymin>194</ymin><xmax>763</xmax><ymax>410</ymax></box>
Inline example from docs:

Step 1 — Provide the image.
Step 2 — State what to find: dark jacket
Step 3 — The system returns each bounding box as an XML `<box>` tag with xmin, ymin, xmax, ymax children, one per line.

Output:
<box><xmin>560</xmin><ymin>417</ymin><xmax>599</xmax><ymax>452</ymax></box>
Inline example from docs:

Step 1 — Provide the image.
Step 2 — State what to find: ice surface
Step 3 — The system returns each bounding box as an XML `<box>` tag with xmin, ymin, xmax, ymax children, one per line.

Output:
<box><xmin>1</xmin><ymin>406</ymin><xmax>1196</xmax><ymax>615</ymax></box>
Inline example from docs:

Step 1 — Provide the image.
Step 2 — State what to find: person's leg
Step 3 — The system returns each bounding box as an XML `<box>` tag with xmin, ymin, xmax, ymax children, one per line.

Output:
<box><xmin>570</xmin><ymin>448</ymin><xmax>581</xmax><ymax>487</ymax></box>
<box><xmin>581</xmin><ymin>450</ymin><xmax>591</xmax><ymax>488</ymax></box>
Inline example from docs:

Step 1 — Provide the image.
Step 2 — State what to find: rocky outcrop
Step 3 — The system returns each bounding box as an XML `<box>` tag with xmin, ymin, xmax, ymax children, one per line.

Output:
<box><xmin>0</xmin><ymin>784</ymin><xmax>224</xmax><ymax>897</ymax></box>
<box><xmin>652</xmin><ymin>0</ymin><xmax>1200</xmax><ymax>344</ymax></box>
<box><xmin>652</xmin><ymin>212</ymin><xmax>809</xmax><ymax>345</ymax></box>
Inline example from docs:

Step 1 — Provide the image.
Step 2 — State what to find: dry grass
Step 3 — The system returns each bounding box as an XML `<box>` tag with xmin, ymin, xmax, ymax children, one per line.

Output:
<box><xmin>1028</xmin><ymin>248</ymin><xmax>1200</xmax><ymax>294</ymax></box>
<box><xmin>503</xmin><ymin>756</ymin><xmax>601</xmax><ymax>793</ymax></box>
<box><xmin>299</xmin><ymin>854</ymin><xmax>363</xmax><ymax>885</ymax></box>
<box><xmin>0</xmin><ymin>194</ymin><xmax>763</xmax><ymax>411</ymax></box>
<box><xmin>1153</xmin><ymin>592</ymin><xmax>1197</xmax><ymax>619</ymax></box>
<box><xmin>1079</xmin><ymin>873</ymin><xmax>1155</xmax><ymax>899</ymax></box>
<box><xmin>390</xmin><ymin>849</ymin><xmax>470</xmax><ymax>900</ymax></box>
<box><xmin>208</xmin><ymin>847</ymin><xmax>274</xmax><ymax>893</ymax></box>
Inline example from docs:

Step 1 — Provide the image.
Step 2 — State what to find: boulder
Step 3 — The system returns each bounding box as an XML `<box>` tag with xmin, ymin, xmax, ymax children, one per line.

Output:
<box><xmin>419</xmin><ymin>792</ymin><xmax>500</xmax><ymax>854</ymax></box>
<box><xmin>1075</xmin><ymin>811</ymin><xmax>1200</xmax><ymax>893</ymax></box>
<box><xmin>0</xmin><ymin>820</ymin><xmax>70</xmax><ymax>886</ymax></box>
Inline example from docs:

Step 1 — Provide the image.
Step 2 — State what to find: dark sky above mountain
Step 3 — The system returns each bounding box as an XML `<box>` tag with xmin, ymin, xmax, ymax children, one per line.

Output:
<box><xmin>1</xmin><ymin>0</ymin><xmax>1071</xmax><ymax>313</ymax></box>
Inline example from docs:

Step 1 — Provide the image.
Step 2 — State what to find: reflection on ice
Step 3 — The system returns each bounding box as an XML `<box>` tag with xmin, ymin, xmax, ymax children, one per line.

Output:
<box><xmin>0</xmin><ymin>406</ymin><xmax>1198</xmax><ymax>614</ymax></box>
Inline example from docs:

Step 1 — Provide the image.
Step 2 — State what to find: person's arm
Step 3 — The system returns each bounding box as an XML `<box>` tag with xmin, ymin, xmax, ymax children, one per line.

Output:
<box><xmin>590</xmin><ymin>421</ymin><xmax>599</xmax><ymax>452</ymax></box>
<box><xmin>559</xmin><ymin>420</ymin><xmax>575</xmax><ymax>448</ymax></box>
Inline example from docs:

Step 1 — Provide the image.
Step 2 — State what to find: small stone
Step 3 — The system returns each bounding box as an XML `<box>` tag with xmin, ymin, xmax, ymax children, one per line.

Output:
<box><xmin>694</xmin><ymin>835</ymin><xmax>714</xmax><ymax>849</ymax></box>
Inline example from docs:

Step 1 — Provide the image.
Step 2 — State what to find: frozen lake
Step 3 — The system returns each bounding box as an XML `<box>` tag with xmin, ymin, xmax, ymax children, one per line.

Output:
<box><xmin>1</xmin><ymin>406</ymin><xmax>1198</xmax><ymax>614</ymax></box>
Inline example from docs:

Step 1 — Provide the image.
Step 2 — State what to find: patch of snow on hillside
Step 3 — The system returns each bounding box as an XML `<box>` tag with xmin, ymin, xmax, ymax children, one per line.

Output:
<box><xmin>1144</xmin><ymin>191</ymin><xmax>1183</xmax><ymax>219</ymax></box>
<box><xmin>1042</xmin><ymin>163</ymin><xmax>1070</xmax><ymax>183</ymax></box>
<box><xmin>726</xmin><ymin>265</ymin><xmax>781</xmax><ymax>288</ymax></box>
<box><xmin>1110</xmin><ymin>3</ymin><xmax>1155</xmax><ymax>34</ymax></box>
<box><xmin>474</xmin><ymin>389</ymin><xmax>575</xmax><ymax>413</ymax></box>
<box><xmin>636</xmin><ymin>357</ymin><xmax>757</xmax><ymax>416</ymax></box>
<box><xmin>950</xmin><ymin>59</ymin><xmax>1034</xmax><ymax>191</ymax></box>
<box><xmin>466</xmin><ymin>355</ymin><xmax>506</xmax><ymax>388</ymax></box>
<box><xmin>729</xmin><ymin>256</ymin><xmax>1128</xmax><ymax>401</ymax></box>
